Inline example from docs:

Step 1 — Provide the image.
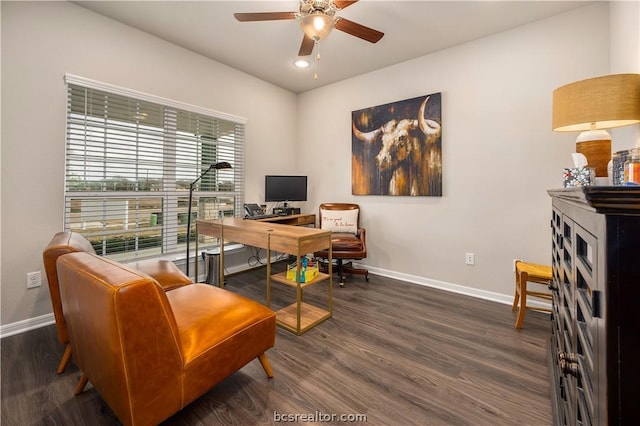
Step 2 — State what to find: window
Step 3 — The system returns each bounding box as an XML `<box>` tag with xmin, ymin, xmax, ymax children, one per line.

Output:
<box><xmin>64</xmin><ymin>75</ymin><xmax>245</xmax><ymax>262</ymax></box>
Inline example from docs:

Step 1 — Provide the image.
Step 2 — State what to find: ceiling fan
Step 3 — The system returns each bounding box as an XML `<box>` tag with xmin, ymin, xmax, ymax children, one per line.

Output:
<box><xmin>234</xmin><ymin>0</ymin><xmax>384</xmax><ymax>57</ymax></box>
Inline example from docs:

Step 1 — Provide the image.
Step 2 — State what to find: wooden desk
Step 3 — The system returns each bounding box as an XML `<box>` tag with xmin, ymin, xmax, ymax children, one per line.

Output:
<box><xmin>255</xmin><ymin>213</ymin><xmax>315</xmax><ymax>227</ymax></box>
<box><xmin>195</xmin><ymin>217</ymin><xmax>333</xmax><ymax>334</ymax></box>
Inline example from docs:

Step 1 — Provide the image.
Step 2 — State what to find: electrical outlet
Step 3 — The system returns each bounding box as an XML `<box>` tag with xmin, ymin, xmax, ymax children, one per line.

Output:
<box><xmin>465</xmin><ymin>252</ymin><xmax>475</xmax><ymax>266</ymax></box>
<box><xmin>27</xmin><ymin>271</ymin><xmax>42</xmax><ymax>289</ymax></box>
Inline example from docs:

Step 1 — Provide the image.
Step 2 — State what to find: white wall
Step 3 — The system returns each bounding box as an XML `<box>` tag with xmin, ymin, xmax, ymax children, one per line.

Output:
<box><xmin>2</xmin><ymin>1</ymin><xmax>637</xmax><ymax>331</ymax></box>
<box><xmin>299</xmin><ymin>3</ymin><xmax>612</xmax><ymax>299</ymax></box>
<box><xmin>610</xmin><ymin>0</ymin><xmax>640</xmax><ymax>150</ymax></box>
<box><xmin>0</xmin><ymin>1</ymin><xmax>298</xmax><ymax>327</ymax></box>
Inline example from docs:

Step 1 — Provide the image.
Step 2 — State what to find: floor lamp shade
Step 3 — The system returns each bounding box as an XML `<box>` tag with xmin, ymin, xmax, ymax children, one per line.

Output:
<box><xmin>552</xmin><ymin>73</ymin><xmax>640</xmax><ymax>177</ymax></box>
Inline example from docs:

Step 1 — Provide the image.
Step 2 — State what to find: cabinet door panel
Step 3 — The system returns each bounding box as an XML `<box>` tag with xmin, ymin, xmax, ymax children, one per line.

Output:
<box><xmin>575</xmin><ymin>223</ymin><xmax>598</xmax><ymax>425</ymax></box>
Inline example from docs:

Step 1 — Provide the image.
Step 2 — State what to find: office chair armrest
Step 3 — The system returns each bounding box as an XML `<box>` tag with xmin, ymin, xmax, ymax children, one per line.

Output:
<box><xmin>357</xmin><ymin>228</ymin><xmax>366</xmax><ymax>255</ymax></box>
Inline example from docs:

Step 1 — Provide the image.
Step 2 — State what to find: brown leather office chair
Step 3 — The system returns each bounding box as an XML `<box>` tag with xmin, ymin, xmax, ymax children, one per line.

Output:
<box><xmin>43</xmin><ymin>231</ymin><xmax>192</xmax><ymax>373</ymax></box>
<box><xmin>315</xmin><ymin>203</ymin><xmax>368</xmax><ymax>287</ymax></box>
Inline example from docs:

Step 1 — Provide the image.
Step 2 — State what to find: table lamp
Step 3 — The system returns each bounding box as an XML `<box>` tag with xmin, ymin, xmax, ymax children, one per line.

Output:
<box><xmin>552</xmin><ymin>73</ymin><xmax>640</xmax><ymax>177</ymax></box>
<box><xmin>186</xmin><ymin>161</ymin><xmax>232</xmax><ymax>278</ymax></box>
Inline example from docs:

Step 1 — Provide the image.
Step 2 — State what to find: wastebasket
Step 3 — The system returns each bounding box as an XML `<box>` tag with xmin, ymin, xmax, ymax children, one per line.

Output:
<box><xmin>201</xmin><ymin>249</ymin><xmax>221</xmax><ymax>286</ymax></box>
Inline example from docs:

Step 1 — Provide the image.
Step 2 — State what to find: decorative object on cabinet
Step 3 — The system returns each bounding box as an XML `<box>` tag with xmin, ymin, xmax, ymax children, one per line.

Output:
<box><xmin>315</xmin><ymin>203</ymin><xmax>368</xmax><ymax>287</ymax></box>
<box><xmin>511</xmin><ymin>260</ymin><xmax>552</xmax><ymax>329</ymax></box>
<box><xmin>552</xmin><ymin>73</ymin><xmax>640</xmax><ymax>177</ymax></box>
<box><xmin>562</xmin><ymin>167</ymin><xmax>595</xmax><ymax>188</ymax></box>
<box><xmin>351</xmin><ymin>93</ymin><xmax>442</xmax><ymax>196</ymax></box>
<box><xmin>548</xmin><ymin>187</ymin><xmax>640</xmax><ymax>425</ymax></box>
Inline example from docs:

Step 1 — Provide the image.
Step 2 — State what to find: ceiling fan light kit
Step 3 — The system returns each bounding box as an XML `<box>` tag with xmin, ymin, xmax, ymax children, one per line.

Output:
<box><xmin>234</xmin><ymin>0</ymin><xmax>383</xmax><ymax>81</ymax></box>
<box><xmin>300</xmin><ymin>13</ymin><xmax>334</xmax><ymax>41</ymax></box>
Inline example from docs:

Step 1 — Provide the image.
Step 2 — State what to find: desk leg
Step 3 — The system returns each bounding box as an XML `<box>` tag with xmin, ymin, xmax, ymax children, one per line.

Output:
<box><xmin>266</xmin><ymin>236</ymin><xmax>271</xmax><ymax>307</ymax></box>
<box><xmin>296</xmin><ymin>253</ymin><xmax>302</xmax><ymax>334</ymax></box>
<box><xmin>219</xmin><ymin>228</ymin><xmax>225</xmax><ymax>288</ymax></box>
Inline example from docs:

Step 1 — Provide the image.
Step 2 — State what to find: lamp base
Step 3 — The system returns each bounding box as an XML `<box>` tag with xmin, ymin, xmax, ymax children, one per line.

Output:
<box><xmin>576</xmin><ymin>139</ymin><xmax>611</xmax><ymax>178</ymax></box>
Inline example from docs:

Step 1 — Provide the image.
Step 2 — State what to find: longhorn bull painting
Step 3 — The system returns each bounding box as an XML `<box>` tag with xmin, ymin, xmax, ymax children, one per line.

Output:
<box><xmin>351</xmin><ymin>93</ymin><xmax>442</xmax><ymax>196</ymax></box>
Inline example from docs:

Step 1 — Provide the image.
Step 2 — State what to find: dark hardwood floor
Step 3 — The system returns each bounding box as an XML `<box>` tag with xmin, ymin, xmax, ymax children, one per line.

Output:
<box><xmin>1</xmin><ymin>263</ymin><xmax>552</xmax><ymax>425</ymax></box>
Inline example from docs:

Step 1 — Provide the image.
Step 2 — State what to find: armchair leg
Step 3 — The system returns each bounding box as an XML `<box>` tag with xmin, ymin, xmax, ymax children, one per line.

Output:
<box><xmin>258</xmin><ymin>353</ymin><xmax>274</xmax><ymax>378</ymax></box>
<box><xmin>74</xmin><ymin>374</ymin><xmax>89</xmax><ymax>395</ymax></box>
<box><xmin>57</xmin><ymin>344</ymin><xmax>72</xmax><ymax>374</ymax></box>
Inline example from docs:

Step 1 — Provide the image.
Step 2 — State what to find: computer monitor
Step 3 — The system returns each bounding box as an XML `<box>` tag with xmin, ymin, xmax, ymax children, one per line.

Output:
<box><xmin>264</xmin><ymin>175</ymin><xmax>307</xmax><ymax>203</ymax></box>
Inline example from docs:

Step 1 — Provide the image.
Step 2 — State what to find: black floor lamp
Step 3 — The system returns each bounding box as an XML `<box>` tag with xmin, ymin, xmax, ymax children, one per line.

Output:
<box><xmin>186</xmin><ymin>161</ymin><xmax>232</xmax><ymax>278</ymax></box>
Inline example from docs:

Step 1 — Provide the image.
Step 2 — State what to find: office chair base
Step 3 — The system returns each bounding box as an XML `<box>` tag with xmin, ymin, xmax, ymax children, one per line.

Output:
<box><xmin>319</xmin><ymin>259</ymin><xmax>369</xmax><ymax>287</ymax></box>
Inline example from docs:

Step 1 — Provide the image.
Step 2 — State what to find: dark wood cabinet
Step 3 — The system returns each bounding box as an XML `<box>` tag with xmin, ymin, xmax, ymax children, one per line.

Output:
<box><xmin>548</xmin><ymin>187</ymin><xmax>640</xmax><ymax>426</ymax></box>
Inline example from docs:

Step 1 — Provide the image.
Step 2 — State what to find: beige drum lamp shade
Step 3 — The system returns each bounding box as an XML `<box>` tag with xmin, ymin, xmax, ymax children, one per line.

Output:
<box><xmin>552</xmin><ymin>73</ymin><xmax>640</xmax><ymax>177</ymax></box>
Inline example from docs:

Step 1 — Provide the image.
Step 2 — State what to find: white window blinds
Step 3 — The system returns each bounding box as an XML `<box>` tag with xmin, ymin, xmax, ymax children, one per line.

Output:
<box><xmin>64</xmin><ymin>75</ymin><xmax>245</xmax><ymax>262</ymax></box>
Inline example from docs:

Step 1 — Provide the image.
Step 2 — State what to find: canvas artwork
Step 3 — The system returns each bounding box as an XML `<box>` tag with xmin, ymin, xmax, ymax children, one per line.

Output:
<box><xmin>351</xmin><ymin>93</ymin><xmax>442</xmax><ymax>196</ymax></box>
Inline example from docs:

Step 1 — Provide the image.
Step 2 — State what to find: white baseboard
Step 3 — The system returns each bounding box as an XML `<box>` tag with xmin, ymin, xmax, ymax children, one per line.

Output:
<box><xmin>357</xmin><ymin>262</ymin><xmax>552</xmax><ymax>310</ymax></box>
<box><xmin>0</xmin><ymin>313</ymin><xmax>55</xmax><ymax>339</ymax></box>
<box><xmin>1</xmin><ymin>261</ymin><xmax>549</xmax><ymax>338</ymax></box>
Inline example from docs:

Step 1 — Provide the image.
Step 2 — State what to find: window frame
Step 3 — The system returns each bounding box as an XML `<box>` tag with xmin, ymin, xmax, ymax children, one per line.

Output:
<box><xmin>64</xmin><ymin>74</ymin><xmax>246</xmax><ymax>262</ymax></box>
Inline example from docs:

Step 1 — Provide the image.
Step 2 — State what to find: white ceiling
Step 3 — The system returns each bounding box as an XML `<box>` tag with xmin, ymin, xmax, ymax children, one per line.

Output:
<box><xmin>74</xmin><ymin>1</ymin><xmax>593</xmax><ymax>93</ymax></box>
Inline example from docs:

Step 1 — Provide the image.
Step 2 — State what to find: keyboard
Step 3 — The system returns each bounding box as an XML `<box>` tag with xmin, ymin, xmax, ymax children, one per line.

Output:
<box><xmin>244</xmin><ymin>214</ymin><xmax>280</xmax><ymax>220</ymax></box>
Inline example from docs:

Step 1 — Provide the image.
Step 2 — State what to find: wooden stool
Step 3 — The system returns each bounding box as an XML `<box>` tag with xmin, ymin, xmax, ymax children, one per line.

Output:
<box><xmin>512</xmin><ymin>260</ymin><xmax>552</xmax><ymax>329</ymax></box>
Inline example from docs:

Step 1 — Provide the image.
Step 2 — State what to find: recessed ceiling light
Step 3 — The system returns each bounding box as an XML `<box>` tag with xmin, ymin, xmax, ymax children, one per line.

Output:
<box><xmin>293</xmin><ymin>59</ymin><xmax>310</xmax><ymax>69</ymax></box>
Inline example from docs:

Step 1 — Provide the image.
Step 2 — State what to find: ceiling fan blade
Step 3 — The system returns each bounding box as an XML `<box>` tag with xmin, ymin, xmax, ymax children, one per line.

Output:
<box><xmin>335</xmin><ymin>18</ymin><xmax>384</xmax><ymax>43</ymax></box>
<box><xmin>234</xmin><ymin>12</ymin><xmax>297</xmax><ymax>22</ymax></box>
<box><xmin>298</xmin><ymin>35</ymin><xmax>315</xmax><ymax>56</ymax></box>
<box><xmin>333</xmin><ymin>0</ymin><xmax>359</xmax><ymax>9</ymax></box>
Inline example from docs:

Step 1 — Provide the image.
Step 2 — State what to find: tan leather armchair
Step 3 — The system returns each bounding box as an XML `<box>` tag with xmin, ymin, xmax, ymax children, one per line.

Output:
<box><xmin>56</xmin><ymin>251</ymin><xmax>276</xmax><ymax>426</ymax></box>
<box><xmin>315</xmin><ymin>203</ymin><xmax>369</xmax><ymax>287</ymax></box>
<box><xmin>43</xmin><ymin>231</ymin><xmax>191</xmax><ymax>373</ymax></box>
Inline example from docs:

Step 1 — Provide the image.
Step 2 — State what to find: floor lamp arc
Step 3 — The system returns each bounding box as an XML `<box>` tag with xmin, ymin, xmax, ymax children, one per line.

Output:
<box><xmin>186</xmin><ymin>161</ymin><xmax>232</xmax><ymax>278</ymax></box>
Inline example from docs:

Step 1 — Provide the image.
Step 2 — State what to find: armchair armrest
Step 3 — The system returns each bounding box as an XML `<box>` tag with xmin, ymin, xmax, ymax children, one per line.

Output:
<box><xmin>136</xmin><ymin>260</ymin><xmax>191</xmax><ymax>291</ymax></box>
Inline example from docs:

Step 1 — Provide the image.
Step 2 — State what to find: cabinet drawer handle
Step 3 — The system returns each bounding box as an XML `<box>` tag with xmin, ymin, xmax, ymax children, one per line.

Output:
<box><xmin>559</xmin><ymin>359</ymin><xmax>580</xmax><ymax>378</ymax></box>
<box><xmin>558</xmin><ymin>351</ymin><xmax>578</xmax><ymax>363</ymax></box>
<box><xmin>558</xmin><ymin>352</ymin><xmax>580</xmax><ymax>378</ymax></box>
